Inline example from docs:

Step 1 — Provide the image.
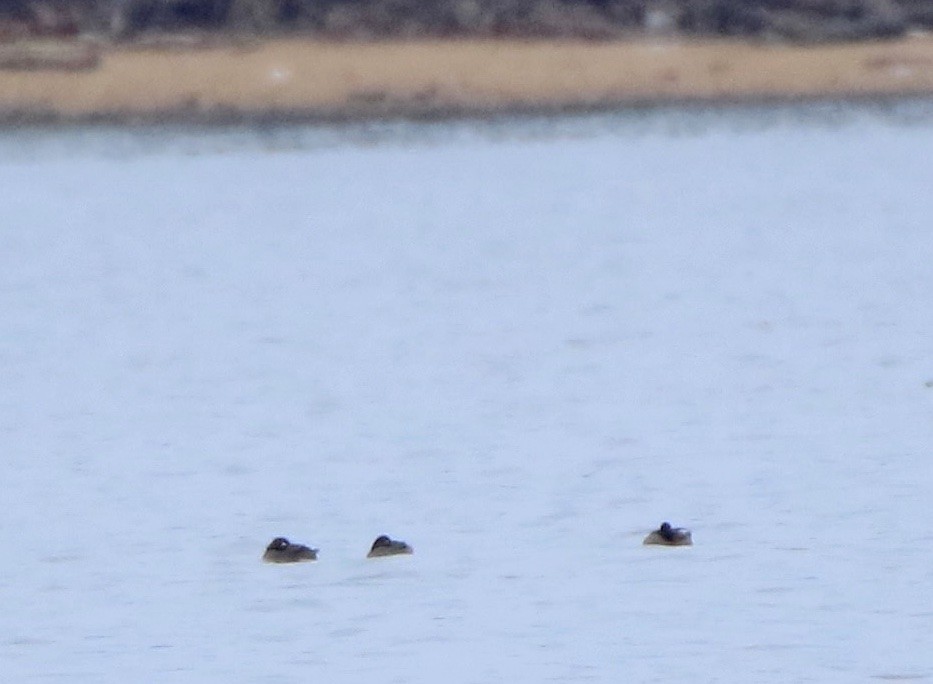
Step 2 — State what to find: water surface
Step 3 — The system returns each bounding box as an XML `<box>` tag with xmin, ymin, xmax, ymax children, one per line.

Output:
<box><xmin>1</xmin><ymin>104</ymin><xmax>932</xmax><ymax>682</ymax></box>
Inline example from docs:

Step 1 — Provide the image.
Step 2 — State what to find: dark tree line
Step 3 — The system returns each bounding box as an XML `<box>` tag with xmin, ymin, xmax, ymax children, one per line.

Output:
<box><xmin>1</xmin><ymin>0</ymin><xmax>930</xmax><ymax>41</ymax></box>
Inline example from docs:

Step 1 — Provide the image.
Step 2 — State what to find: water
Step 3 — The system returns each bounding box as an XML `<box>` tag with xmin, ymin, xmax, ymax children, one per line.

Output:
<box><xmin>1</xmin><ymin>104</ymin><xmax>932</xmax><ymax>682</ymax></box>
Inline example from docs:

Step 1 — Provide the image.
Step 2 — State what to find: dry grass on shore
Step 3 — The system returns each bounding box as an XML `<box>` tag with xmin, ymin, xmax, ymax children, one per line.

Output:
<box><xmin>1</xmin><ymin>34</ymin><xmax>932</xmax><ymax>121</ymax></box>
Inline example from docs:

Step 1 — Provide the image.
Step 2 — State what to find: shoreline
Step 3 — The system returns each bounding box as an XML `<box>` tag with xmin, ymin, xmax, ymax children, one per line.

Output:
<box><xmin>1</xmin><ymin>35</ymin><xmax>933</xmax><ymax>124</ymax></box>
<box><xmin>3</xmin><ymin>92</ymin><xmax>932</xmax><ymax>130</ymax></box>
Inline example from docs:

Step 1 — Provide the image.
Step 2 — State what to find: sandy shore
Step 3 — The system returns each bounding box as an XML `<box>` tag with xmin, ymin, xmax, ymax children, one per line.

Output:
<box><xmin>1</xmin><ymin>35</ymin><xmax>932</xmax><ymax>123</ymax></box>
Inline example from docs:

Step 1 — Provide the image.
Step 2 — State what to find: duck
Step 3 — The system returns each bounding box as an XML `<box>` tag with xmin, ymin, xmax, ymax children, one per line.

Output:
<box><xmin>262</xmin><ymin>537</ymin><xmax>318</xmax><ymax>563</ymax></box>
<box><xmin>643</xmin><ymin>522</ymin><xmax>692</xmax><ymax>546</ymax></box>
<box><xmin>367</xmin><ymin>534</ymin><xmax>413</xmax><ymax>558</ymax></box>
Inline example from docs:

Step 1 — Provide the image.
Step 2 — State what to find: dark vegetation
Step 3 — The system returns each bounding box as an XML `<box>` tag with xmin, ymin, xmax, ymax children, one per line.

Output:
<box><xmin>1</xmin><ymin>0</ymin><xmax>930</xmax><ymax>42</ymax></box>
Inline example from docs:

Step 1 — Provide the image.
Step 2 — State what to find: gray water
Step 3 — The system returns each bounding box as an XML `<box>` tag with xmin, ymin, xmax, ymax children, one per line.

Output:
<box><xmin>1</xmin><ymin>103</ymin><xmax>932</xmax><ymax>683</ymax></box>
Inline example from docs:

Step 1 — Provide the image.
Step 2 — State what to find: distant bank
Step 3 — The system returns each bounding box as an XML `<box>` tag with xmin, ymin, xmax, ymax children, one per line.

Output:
<box><xmin>2</xmin><ymin>0</ymin><xmax>931</xmax><ymax>44</ymax></box>
<box><xmin>0</xmin><ymin>35</ymin><xmax>932</xmax><ymax>124</ymax></box>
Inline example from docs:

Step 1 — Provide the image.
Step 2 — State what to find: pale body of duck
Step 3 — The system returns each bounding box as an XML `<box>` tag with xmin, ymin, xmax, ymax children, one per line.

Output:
<box><xmin>643</xmin><ymin>522</ymin><xmax>693</xmax><ymax>546</ymax></box>
<box><xmin>367</xmin><ymin>535</ymin><xmax>413</xmax><ymax>558</ymax></box>
<box><xmin>262</xmin><ymin>537</ymin><xmax>318</xmax><ymax>563</ymax></box>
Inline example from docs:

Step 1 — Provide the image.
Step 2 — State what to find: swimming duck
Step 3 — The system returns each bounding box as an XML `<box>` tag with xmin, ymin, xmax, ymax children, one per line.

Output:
<box><xmin>262</xmin><ymin>537</ymin><xmax>318</xmax><ymax>563</ymax></box>
<box><xmin>367</xmin><ymin>535</ymin><xmax>413</xmax><ymax>558</ymax></box>
<box><xmin>643</xmin><ymin>522</ymin><xmax>692</xmax><ymax>546</ymax></box>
